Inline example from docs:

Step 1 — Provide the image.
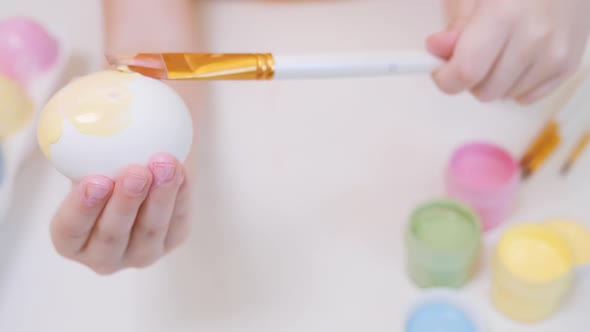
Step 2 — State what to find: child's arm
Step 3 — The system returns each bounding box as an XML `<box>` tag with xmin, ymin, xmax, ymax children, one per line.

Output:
<box><xmin>48</xmin><ymin>0</ymin><xmax>202</xmax><ymax>275</ymax></box>
<box><xmin>427</xmin><ymin>0</ymin><xmax>589</xmax><ymax>104</ymax></box>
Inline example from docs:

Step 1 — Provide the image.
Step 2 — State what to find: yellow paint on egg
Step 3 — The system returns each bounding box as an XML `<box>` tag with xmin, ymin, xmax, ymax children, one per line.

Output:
<box><xmin>37</xmin><ymin>70</ymin><xmax>137</xmax><ymax>158</ymax></box>
<box><xmin>0</xmin><ymin>74</ymin><xmax>34</xmax><ymax>140</ymax></box>
<box><xmin>545</xmin><ymin>219</ymin><xmax>590</xmax><ymax>265</ymax></box>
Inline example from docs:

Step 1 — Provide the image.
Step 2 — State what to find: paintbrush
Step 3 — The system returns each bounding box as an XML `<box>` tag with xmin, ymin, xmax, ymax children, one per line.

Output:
<box><xmin>105</xmin><ymin>51</ymin><xmax>443</xmax><ymax>80</ymax></box>
<box><xmin>560</xmin><ymin>131</ymin><xmax>590</xmax><ymax>175</ymax></box>
<box><xmin>520</xmin><ymin>75</ymin><xmax>590</xmax><ymax>178</ymax></box>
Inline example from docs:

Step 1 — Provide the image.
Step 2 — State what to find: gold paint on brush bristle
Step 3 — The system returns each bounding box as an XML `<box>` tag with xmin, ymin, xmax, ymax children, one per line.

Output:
<box><xmin>520</xmin><ymin>120</ymin><xmax>562</xmax><ymax>178</ymax></box>
<box><xmin>561</xmin><ymin>132</ymin><xmax>590</xmax><ymax>175</ymax></box>
<box><xmin>162</xmin><ymin>53</ymin><xmax>275</xmax><ymax>80</ymax></box>
<box><xmin>106</xmin><ymin>53</ymin><xmax>276</xmax><ymax>80</ymax></box>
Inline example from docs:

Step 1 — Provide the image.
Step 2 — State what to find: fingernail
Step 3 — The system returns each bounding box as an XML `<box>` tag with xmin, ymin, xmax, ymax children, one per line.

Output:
<box><xmin>83</xmin><ymin>181</ymin><xmax>111</xmax><ymax>207</ymax></box>
<box><xmin>123</xmin><ymin>174</ymin><xmax>149</xmax><ymax>194</ymax></box>
<box><xmin>151</xmin><ymin>163</ymin><xmax>176</xmax><ymax>185</ymax></box>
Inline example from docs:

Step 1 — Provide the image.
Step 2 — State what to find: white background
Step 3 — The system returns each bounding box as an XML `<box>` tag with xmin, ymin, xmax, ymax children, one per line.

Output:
<box><xmin>1</xmin><ymin>1</ymin><xmax>590</xmax><ymax>331</ymax></box>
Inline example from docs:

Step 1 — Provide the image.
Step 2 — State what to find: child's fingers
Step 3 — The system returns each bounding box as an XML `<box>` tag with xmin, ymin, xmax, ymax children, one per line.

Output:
<box><xmin>516</xmin><ymin>77</ymin><xmax>564</xmax><ymax>105</ymax></box>
<box><xmin>50</xmin><ymin>176</ymin><xmax>113</xmax><ymax>259</ymax></box>
<box><xmin>508</xmin><ymin>38</ymin><xmax>580</xmax><ymax>99</ymax></box>
<box><xmin>125</xmin><ymin>155</ymin><xmax>184</xmax><ymax>268</ymax></box>
<box><xmin>83</xmin><ymin>165</ymin><xmax>152</xmax><ymax>275</ymax></box>
<box><xmin>164</xmin><ymin>172</ymin><xmax>192</xmax><ymax>253</ymax></box>
<box><xmin>471</xmin><ymin>24</ymin><xmax>537</xmax><ymax>101</ymax></box>
<box><xmin>426</xmin><ymin>30</ymin><xmax>460</xmax><ymax>60</ymax></box>
<box><xmin>433</xmin><ymin>3</ymin><xmax>511</xmax><ymax>94</ymax></box>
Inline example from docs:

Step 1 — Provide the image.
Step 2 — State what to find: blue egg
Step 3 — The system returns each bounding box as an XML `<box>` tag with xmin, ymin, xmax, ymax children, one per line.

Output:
<box><xmin>406</xmin><ymin>301</ymin><xmax>477</xmax><ymax>332</ymax></box>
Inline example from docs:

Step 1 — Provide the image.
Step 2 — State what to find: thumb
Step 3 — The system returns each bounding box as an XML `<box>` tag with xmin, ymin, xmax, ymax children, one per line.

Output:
<box><xmin>425</xmin><ymin>0</ymin><xmax>476</xmax><ymax>59</ymax></box>
<box><xmin>426</xmin><ymin>30</ymin><xmax>460</xmax><ymax>60</ymax></box>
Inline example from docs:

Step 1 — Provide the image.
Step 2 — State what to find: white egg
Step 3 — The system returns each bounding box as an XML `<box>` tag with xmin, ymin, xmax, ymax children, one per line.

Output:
<box><xmin>37</xmin><ymin>70</ymin><xmax>193</xmax><ymax>180</ymax></box>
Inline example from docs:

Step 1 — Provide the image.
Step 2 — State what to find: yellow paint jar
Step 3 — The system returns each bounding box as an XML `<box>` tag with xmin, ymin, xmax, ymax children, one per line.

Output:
<box><xmin>0</xmin><ymin>73</ymin><xmax>34</xmax><ymax>140</ymax></box>
<box><xmin>491</xmin><ymin>223</ymin><xmax>574</xmax><ymax>323</ymax></box>
<box><xmin>545</xmin><ymin>219</ymin><xmax>590</xmax><ymax>266</ymax></box>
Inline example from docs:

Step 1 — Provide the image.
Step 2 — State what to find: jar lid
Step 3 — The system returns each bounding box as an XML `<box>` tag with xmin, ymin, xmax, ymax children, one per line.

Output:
<box><xmin>406</xmin><ymin>199</ymin><xmax>481</xmax><ymax>265</ymax></box>
<box><xmin>545</xmin><ymin>219</ymin><xmax>590</xmax><ymax>266</ymax></box>
<box><xmin>446</xmin><ymin>142</ymin><xmax>520</xmax><ymax>199</ymax></box>
<box><xmin>496</xmin><ymin>223</ymin><xmax>574</xmax><ymax>283</ymax></box>
<box><xmin>406</xmin><ymin>299</ymin><xmax>478</xmax><ymax>332</ymax></box>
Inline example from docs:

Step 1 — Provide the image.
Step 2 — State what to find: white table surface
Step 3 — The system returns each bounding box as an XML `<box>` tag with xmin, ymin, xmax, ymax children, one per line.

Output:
<box><xmin>1</xmin><ymin>1</ymin><xmax>589</xmax><ymax>331</ymax></box>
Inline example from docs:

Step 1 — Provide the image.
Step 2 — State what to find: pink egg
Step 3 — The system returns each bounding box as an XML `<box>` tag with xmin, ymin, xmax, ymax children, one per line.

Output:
<box><xmin>0</xmin><ymin>17</ymin><xmax>59</xmax><ymax>87</ymax></box>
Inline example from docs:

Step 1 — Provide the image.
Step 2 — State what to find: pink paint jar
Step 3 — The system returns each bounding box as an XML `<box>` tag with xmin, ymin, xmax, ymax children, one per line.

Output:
<box><xmin>445</xmin><ymin>142</ymin><xmax>521</xmax><ymax>231</ymax></box>
<box><xmin>0</xmin><ymin>17</ymin><xmax>59</xmax><ymax>87</ymax></box>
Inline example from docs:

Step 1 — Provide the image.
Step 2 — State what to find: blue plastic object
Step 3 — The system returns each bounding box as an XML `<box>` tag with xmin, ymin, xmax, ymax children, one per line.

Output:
<box><xmin>0</xmin><ymin>145</ymin><xmax>4</xmax><ymax>186</ymax></box>
<box><xmin>406</xmin><ymin>300</ymin><xmax>477</xmax><ymax>332</ymax></box>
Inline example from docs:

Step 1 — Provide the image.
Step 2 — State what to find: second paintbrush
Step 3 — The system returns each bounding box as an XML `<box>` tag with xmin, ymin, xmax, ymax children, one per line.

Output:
<box><xmin>105</xmin><ymin>52</ymin><xmax>442</xmax><ymax>80</ymax></box>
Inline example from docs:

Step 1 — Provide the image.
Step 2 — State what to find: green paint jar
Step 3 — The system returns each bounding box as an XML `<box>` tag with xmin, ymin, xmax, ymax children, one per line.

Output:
<box><xmin>405</xmin><ymin>199</ymin><xmax>482</xmax><ymax>288</ymax></box>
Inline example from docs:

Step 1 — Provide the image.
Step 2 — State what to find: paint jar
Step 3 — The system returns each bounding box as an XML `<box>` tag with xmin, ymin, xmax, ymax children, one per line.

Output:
<box><xmin>0</xmin><ymin>145</ymin><xmax>4</xmax><ymax>186</ymax></box>
<box><xmin>405</xmin><ymin>289</ymin><xmax>484</xmax><ymax>332</ymax></box>
<box><xmin>491</xmin><ymin>223</ymin><xmax>574</xmax><ymax>323</ymax></box>
<box><xmin>545</xmin><ymin>219</ymin><xmax>590</xmax><ymax>267</ymax></box>
<box><xmin>446</xmin><ymin>142</ymin><xmax>520</xmax><ymax>231</ymax></box>
<box><xmin>405</xmin><ymin>199</ymin><xmax>481</xmax><ymax>288</ymax></box>
<box><xmin>0</xmin><ymin>17</ymin><xmax>59</xmax><ymax>87</ymax></box>
<box><xmin>0</xmin><ymin>74</ymin><xmax>34</xmax><ymax>140</ymax></box>
<box><xmin>406</xmin><ymin>301</ymin><xmax>478</xmax><ymax>332</ymax></box>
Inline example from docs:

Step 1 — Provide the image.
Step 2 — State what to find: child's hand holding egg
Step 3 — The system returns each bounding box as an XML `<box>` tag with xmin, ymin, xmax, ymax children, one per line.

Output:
<box><xmin>37</xmin><ymin>70</ymin><xmax>194</xmax><ymax>274</ymax></box>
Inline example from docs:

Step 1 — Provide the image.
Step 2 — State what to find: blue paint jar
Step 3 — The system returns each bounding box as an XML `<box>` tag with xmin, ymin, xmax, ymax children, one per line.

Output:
<box><xmin>406</xmin><ymin>300</ymin><xmax>477</xmax><ymax>332</ymax></box>
<box><xmin>0</xmin><ymin>145</ymin><xmax>4</xmax><ymax>186</ymax></box>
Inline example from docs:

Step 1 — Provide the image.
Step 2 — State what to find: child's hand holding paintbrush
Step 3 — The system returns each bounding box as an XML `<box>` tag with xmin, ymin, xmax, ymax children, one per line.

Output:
<box><xmin>428</xmin><ymin>0</ymin><xmax>589</xmax><ymax>105</ymax></box>
<box><xmin>109</xmin><ymin>0</ymin><xmax>590</xmax><ymax>106</ymax></box>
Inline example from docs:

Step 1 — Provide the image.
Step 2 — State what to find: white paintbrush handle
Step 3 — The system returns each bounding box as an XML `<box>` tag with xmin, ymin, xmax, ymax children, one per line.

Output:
<box><xmin>272</xmin><ymin>52</ymin><xmax>443</xmax><ymax>79</ymax></box>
